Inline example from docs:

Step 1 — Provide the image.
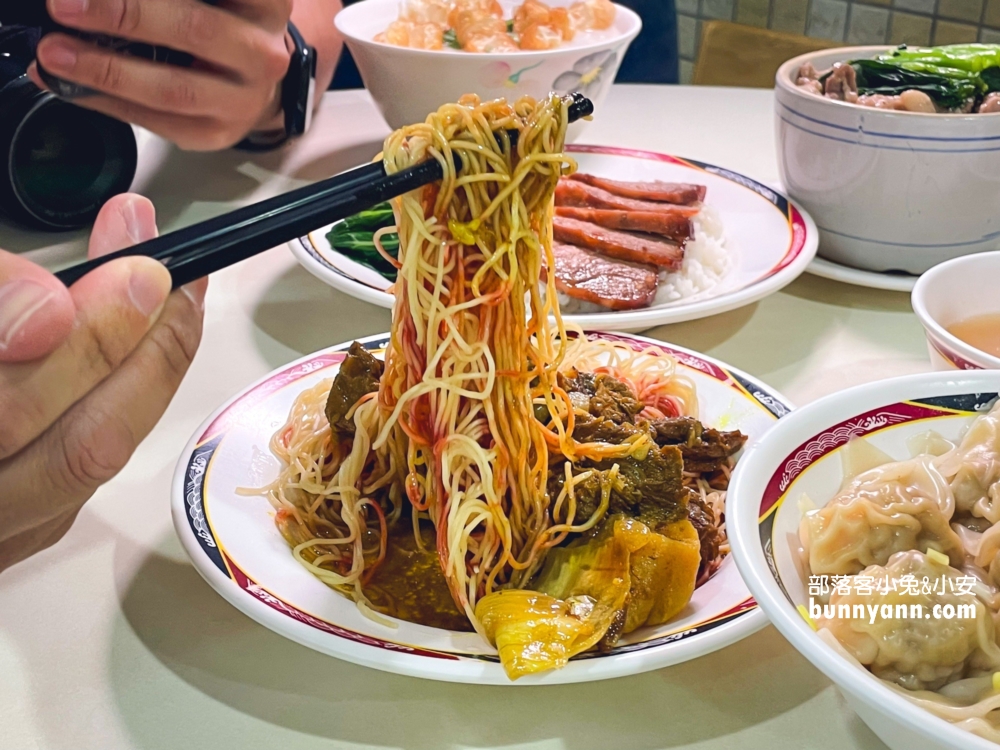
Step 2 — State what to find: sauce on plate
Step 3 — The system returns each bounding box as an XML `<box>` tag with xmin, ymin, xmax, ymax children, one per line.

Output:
<box><xmin>364</xmin><ymin>521</ymin><xmax>474</xmax><ymax>631</ymax></box>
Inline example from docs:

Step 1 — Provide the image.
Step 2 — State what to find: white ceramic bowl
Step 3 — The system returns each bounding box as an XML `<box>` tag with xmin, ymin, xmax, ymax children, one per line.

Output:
<box><xmin>334</xmin><ymin>0</ymin><xmax>641</xmax><ymax>133</ymax></box>
<box><xmin>775</xmin><ymin>46</ymin><xmax>1000</xmax><ymax>275</ymax></box>
<box><xmin>728</xmin><ymin>371</ymin><xmax>1000</xmax><ymax>750</ymax></box>
<box><xmin>912</xmin><ymin>250</ymin><xmax>1000</xmax><ymax>370</ymax></box>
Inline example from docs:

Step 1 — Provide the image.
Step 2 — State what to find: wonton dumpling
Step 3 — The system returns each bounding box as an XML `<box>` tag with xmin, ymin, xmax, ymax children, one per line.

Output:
<box><xmin>801</xmin><ymin>455</ymin><xmax>964</xmax><ymax>576</ymax></box>
<box><xmin>937</xmin><ymin>401</ymin><xmax>1000</xmax><ymax>525</ymax></box>
<box><xmin>818</xmin><ymin>550</ymin><xmax>1000</xmax><ymax>691</ymax></box>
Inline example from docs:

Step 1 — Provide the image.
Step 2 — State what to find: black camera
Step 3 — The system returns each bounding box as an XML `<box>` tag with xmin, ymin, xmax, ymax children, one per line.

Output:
<box><xmin>0</xmin><ymin>4</ymin><xmax>149</xmax><ymax>231</ymax></box>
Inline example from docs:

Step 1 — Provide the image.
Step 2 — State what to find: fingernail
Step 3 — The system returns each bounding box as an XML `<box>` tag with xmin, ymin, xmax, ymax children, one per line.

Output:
<box><xmin>0</xmin><ymin>280</ymin><xmax>56</xmax><ymax>353</ymax></box>
<box><xmin>39</xmin><ymin>39</ymin><xmax>78</xmax><ymax>71</ymax></box>
<box><xmin>51</xmin><ymin>0</ymin><xmax>89</xmax><ymax>19</ymax></box>
<box><xmin>128</xmin><ymin>268</ymin><xmax>169</xmax><ymax>319</ymax></box>
<box><xmin>122</xmin><ymin>198</ymin><xmax>157</xmax><ymax>245</ymax></box>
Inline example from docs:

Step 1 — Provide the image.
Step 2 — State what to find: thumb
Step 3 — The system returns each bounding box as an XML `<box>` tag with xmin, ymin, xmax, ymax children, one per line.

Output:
<box><xmin>0</xmin><ymin>250</ymin><xmax>75</xmax><ymax>364</ymax></box>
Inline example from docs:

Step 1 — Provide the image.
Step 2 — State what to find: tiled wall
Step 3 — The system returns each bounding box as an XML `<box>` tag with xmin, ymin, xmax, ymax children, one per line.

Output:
<box><xmin>677</xmin><ymin>0</ymin><xmax>1000</xmax><ymax>82</ymax></box>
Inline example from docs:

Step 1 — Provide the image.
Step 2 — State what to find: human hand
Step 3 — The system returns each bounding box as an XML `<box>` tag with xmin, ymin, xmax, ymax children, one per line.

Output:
<box><xmin>30</xmin><ymin>0</ymin><xmax>294</xmax><ymax>151</ymax></box>
<box><xmin>0</xmin><ymin>194</ymin><xmax>207</xmax><ymax>572</ymax></box>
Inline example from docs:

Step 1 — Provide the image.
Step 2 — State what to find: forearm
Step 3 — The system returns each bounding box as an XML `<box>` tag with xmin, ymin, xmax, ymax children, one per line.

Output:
<box><xmin>293</xmin><ymin>0</ymin><xmax>344</xmax><ymax>96</ymax></box>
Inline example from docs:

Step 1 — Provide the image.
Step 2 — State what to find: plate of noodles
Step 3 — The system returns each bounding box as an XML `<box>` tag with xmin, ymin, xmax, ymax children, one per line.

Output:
<box><xmin>729</xmin><ymin>371</ymin><xmax>1000</xmax><ymax>749</ymax></box>
<box><xmin>289</xmin><ymin>145</ymin><xmax>818</xmax><ymax>332</ymax></box>
<box><xmin>173</xmin><ymin>94</ymin><xmax>792</xmax><ymax>684</ymax></box>
<box><xmin>172</xmin><ymin>330</ymin><xmax>792</xmax><ymax>684</ymax></box>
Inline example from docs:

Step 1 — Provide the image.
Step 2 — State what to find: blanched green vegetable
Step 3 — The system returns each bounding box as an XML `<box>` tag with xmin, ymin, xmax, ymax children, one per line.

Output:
<box><xmin>326</xmin><ymin>203</ymin><xmax>399</xmax><ymax>279</ymax></box>
<box><xmin>851</xmin><ymin>58</ymin><xmax>981</xmax><ymax>110</ymax></box>
<box><xmin>837</xmin><ymin>44</ymin><xmax>1000</xmax><ymax>109</ymax></box>
<box><xmin>879</xmin><ymin>44</ymin><xmax>1000</xmax><ymax>74</ymax></box>
<box><xmin>981</xmin><ymin>66</ymin><xmax>1000</xmax><ymax>92</ymax></box>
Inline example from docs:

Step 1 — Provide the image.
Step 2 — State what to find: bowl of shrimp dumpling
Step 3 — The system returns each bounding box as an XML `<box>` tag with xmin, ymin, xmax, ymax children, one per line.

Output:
<box><xmin>334</xmin><ymin>0</ymin><xmax>641</xmax><ymax>133</ymax></box>
<box><xmin>729</xmin><ymin>370</ymin><xmax>1000</xmax><ymax>750</ymax></box>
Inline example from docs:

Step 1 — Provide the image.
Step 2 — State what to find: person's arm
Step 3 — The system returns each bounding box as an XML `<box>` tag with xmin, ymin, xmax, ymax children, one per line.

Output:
<box><xmin>29</xmin><ymin>0</ymin><xmax>344</xmax><ymax>152</ymax></box>
<box><xmin>296</xmin><ymin>0</ymin><xmax>343</xmax><ymax>98</ymax></box>
<box><xmin>0</xmin><ymin>194</ymin><xmax>206</xmax><ymax>571</ymax></box>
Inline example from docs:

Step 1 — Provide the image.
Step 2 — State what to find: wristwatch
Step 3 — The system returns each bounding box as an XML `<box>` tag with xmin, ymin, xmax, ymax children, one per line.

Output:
<box><xmin>236</xmin><ymin>21</ymin><xmax>317</xmax><ymax>151</ymax></box>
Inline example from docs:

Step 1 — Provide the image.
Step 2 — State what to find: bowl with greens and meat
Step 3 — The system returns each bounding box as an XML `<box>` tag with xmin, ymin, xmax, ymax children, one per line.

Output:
<box><xmin>776</xmin><ymin>45</ymin><xmax>1000</xmax><ymax>275</ymax></box>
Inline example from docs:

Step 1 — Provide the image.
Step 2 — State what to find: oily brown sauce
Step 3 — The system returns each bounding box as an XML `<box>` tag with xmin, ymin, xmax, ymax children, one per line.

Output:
<box><xmin>947</xmin><ymin>312</ymin><xmax>1000</xmax><ymax>358</ymax></box>
<box><xmin>363</xmin><ymin>521</ymin><xmax>474</xmax><ymax>631</ymax></box>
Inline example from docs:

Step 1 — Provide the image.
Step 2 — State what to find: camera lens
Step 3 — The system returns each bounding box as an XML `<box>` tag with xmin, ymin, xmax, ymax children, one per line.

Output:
<box><xmin>0</xmin><ymin>77</ymin><xmax>138</xmax><ymax>230</ymax></box>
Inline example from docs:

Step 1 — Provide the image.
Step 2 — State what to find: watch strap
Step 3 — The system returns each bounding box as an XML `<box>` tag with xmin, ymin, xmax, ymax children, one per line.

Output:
<box><xmin>235</xmin><ymin>21</ymin><xmax>316</xmax><ymax>151</ymax></box>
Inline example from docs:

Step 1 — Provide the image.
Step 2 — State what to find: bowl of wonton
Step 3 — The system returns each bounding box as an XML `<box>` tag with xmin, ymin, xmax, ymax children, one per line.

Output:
<box><xmin>728</xmin><ymin>371</ymin><xmax>1000</xmax><ymax>750</ymax></box>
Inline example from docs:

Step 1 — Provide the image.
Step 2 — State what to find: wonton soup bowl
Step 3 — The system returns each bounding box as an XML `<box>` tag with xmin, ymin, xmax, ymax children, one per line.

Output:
<box><xmin>728</xmin><ymin>371</ymin><xmax>1000</xmax><ymax>750</ymax></box>
<box><xmin>912</xmin><ymin>250</ymin><xmax>1000</xmax><ymax>371</ymax></box>
<box><xmin>334</xmin><ymin>0</ymin><xmax>641</xmax><ymax>133</ymax></box>
<box><xmin>775</xmin><ymin>47</ymin><xmax>1000</xmax><ymax>275</ymax></box>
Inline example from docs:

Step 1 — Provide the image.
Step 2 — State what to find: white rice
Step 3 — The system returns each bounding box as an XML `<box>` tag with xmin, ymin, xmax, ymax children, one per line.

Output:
<box><xmin>654</xmin><ymin>205</ymin><xmax>731</xmax><ymax>305</ymax></box>
<box><xmin>554</xmin><ymin>205</ymin><xmax>734</xmax><ymax>314</ymax></box>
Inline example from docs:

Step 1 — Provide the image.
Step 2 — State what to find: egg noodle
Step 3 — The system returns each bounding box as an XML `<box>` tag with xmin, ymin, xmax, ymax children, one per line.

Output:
<box><xmin>254</xmin><ymin>94</ymin><xmax>697</xmax><ymax>635</ymax></box>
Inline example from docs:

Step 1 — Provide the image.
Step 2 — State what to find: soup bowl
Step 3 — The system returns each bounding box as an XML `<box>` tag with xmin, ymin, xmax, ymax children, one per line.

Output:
<box><xmin>728</xmin><ymin>371</ymin><xmax>1000</xmax><ymax>750</ymax></box>
<box><xmin>334</xmin><ymin>0</ymin><xmax>641</xmax><ymax>133</ymax></box>
<box><xmin>912</xmin><ymin>250</ymin><xmax>1000</xmax><ymax>370</ymax></box>
<box><xmin>775</xmin><ymin>47</ymin><xmax>1000</xmax><ymax>275</ymax></box>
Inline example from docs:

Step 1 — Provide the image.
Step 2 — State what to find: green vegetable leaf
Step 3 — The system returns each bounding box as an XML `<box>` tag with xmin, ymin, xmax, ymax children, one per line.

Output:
<box><xmin>336</xmin><ymin>202</ymin><xmax>396</xmax><ymax>232</ymax></box>
<box><xmin>879</xmin><ymin>44</ymin><xmax>1000</xmax><ymax>74</ymax></box>
<box><xmin>850</xmin><ymin>58</ymin><xmax>980</xmax><ymax>109</ymax></box>
<box><xmin>981</xmin><ymin>66</ymin><xmax>1000</xmax><ymax>92</ymax></box>
<box><xmin>443</xmin><ymin>28</ymin><xmax>460</xmax><ymax>49</ymax></box>
<box><xmin>326</xmin><ymin>202</ymin><xmax>399</xmax><ymax>281</ymax></box>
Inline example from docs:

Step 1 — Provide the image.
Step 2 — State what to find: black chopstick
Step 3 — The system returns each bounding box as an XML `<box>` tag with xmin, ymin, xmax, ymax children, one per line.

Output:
<box><xmin>56</xmin><ymin>93</ymin><xmax>594</xmax><ymax>290</ymax></box>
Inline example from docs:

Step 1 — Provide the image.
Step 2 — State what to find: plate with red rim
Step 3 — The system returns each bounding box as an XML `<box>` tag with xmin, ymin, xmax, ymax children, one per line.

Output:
<box><xmin>288</xmin><ymin>146</ymin><xmax>819</xmax><ymax>332</ymax></box>
<box><xmin>171</xmin><ymin>330</ymin><xmax>793</xmax><ymax>684</ymax></box>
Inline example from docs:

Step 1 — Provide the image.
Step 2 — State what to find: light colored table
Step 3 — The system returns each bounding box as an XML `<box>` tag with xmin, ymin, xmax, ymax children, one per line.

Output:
<box><xmin>0</xmin><ymin>85</ymin><xmax>927</xmax><ymax>750</ymax></box>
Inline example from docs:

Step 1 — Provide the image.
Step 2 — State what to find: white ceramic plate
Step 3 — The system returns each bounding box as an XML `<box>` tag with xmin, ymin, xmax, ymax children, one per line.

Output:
<box><xmin>172</xmin><ymin>330</ymin><xmax>792</xmax><ymax>684</ymax></box>
<box><xmin>728</xmin><ymin>372</ymin><xmax>1000</xmax><ymax>750</ymax></box>
<box><xmin>806</xmin><ymin>255</ymin><xmax>918</xmax><ymax>292</ymax></box>
<box><xmin>289</xmin><ymin>146</ymin><xmax>819</xmax><ymax>332</ymax></box>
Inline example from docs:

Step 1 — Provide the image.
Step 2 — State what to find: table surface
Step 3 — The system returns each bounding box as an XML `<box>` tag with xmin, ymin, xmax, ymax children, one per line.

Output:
<box><xmin>0</xmin><ymin>85</ymin><xmax>928</xmax><ymax>750</ymax></box>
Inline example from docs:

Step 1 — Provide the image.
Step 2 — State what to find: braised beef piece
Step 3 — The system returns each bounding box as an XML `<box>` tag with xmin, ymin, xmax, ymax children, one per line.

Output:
<box><xmin>651</xmin><ymin>418</ymin><xmax>747</xmax><ymax>474</ymax></box>
<box><xmin>325</xmin><ymin>342</ymin><xmax>384</xmax><ymax>434</ymax></box>
<box><xmin>650</xmin><ymin>416</ymin><xmax>701</xmax><ymax>445</ymax></box>
<box><xmin>571</xmin><ymin>415</ymin><xmax>640</xmax><ymax>445</ymax></box>
<box><xmin>687</xmin><ymin>490</ymin><xmax>723</xmax><ymax>581</ymax></box>
<box><xmin>548</xmin><ymin>445</ymin><xmax>689</xmax><ymax>534</ymax></box>
<box><xmin>557</xmin><ymin>370</ymin><xmax>646</xmax><ymax>444</ymax></box>
<box><xmin>559</xmin><ymin>371</ymin><xmax>644</xmax><ymax>424</ymax></box>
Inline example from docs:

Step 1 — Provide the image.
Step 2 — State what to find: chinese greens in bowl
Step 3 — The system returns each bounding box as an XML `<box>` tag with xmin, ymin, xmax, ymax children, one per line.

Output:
<box><xmin>795</xmin><ymin>44</ymin><xmax>1000</xmax><ymax>114</ymax></box>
